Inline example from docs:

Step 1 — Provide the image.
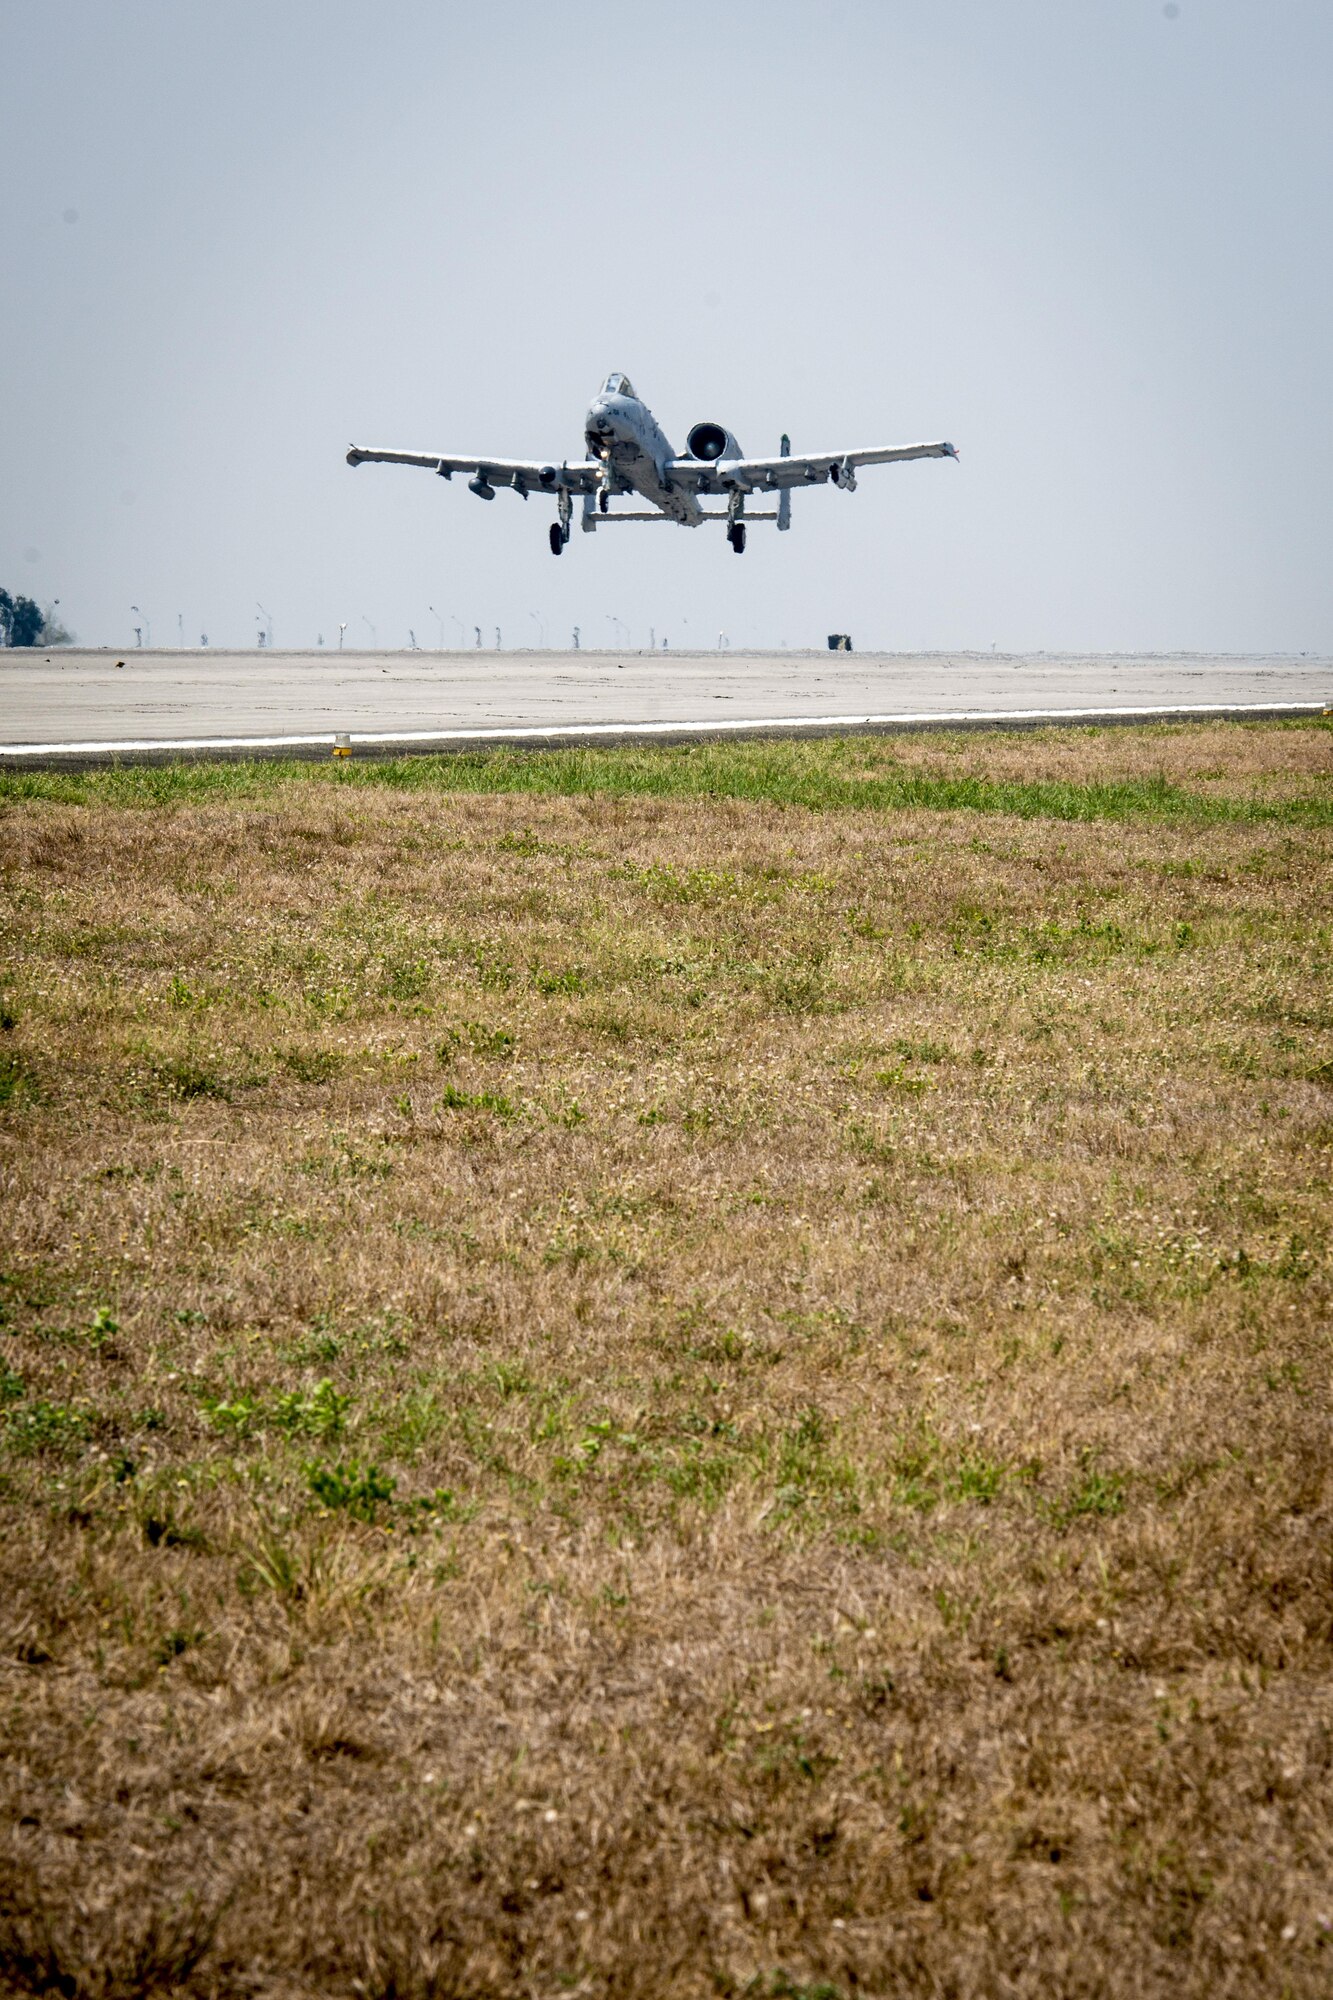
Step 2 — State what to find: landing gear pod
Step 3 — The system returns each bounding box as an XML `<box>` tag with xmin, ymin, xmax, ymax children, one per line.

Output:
<box><xmin>548</xmin><ymin>487</ymin><xmax>573</xmax><ymax>554</ymax></box>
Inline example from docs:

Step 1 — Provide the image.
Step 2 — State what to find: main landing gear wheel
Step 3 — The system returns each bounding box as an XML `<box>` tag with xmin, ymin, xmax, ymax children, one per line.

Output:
<box><xmin>598</xmin><ymin>489</ymin><xmax>610</xmax><ymax>513</ymax></box>
<box><xmin>549</xmin><ymin>522</ymin><xmax>564</xmax><ymax>555</ymax></box>
<box><xmin>727</xmin><ymin>522</ymin><xmax>746</xmax><ymax>554</ymax></box>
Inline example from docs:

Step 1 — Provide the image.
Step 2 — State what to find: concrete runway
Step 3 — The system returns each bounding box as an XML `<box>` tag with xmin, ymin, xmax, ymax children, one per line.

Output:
<box><xmin>2</xmin><ymin>648</ymin><xmax>1329</xmax><ymax>766</ymax></box>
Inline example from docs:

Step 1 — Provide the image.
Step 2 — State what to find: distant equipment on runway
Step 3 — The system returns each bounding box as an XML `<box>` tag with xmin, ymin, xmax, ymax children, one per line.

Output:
<box><xmin>828</xmin><ymin>634</ymin><xmax>853</xmax><ymax>651</ymax></box>
<box><xmin>347</xmin><ymin>373</ymin><xmax>957</xmax><ymax>556</ymax></box>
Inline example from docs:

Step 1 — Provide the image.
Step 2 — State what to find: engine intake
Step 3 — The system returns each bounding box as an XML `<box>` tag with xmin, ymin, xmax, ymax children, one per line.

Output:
<box><xmin>686</xmin><ymin>421</ymin><xmax>742</xmax><ymax>462</ymax></box>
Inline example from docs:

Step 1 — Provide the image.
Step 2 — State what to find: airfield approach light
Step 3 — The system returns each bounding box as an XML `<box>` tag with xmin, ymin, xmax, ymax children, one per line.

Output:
<box><xmin>428</xmin><ymin>606</ymin><xmax>445</xmax><ymax>649</ymax></box>
<box><xmin>131</xmin><ymin>604</ymin><xmax>150</xmax><ymax>647</ymax></box>
<box><xmin>257</xmin><ymin>602</ymin><xmax>273</xmax><ymax>648</ymax></box>
<box><xmin>362</xmin><ymin>616</ymin><xmax>377</xmax><ymax>646</ymax></box>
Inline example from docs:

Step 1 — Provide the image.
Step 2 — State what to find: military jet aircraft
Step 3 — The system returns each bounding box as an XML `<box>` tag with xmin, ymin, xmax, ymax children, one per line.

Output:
<box><xmin>347</xmin><ymin>373</ymin><xmax>957</xmax><ymax>555</ymax></box>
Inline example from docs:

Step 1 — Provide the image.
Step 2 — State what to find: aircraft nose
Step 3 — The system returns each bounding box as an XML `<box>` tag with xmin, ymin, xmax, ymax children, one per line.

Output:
<box><xmin>586</xmin><ymin>397</ymin><xmax>619</xmax><ymax>449</ymax></box>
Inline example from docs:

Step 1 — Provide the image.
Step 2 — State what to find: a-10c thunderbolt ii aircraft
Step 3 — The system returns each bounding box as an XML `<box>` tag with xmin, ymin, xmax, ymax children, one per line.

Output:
<box><xmin>346</xmin><ymin>373</ymin><xmax>958</xmax><ymax>555</ymax></box>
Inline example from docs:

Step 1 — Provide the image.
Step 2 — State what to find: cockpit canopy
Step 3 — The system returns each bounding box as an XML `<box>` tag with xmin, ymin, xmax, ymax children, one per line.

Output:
<box><xmin>601</xmin><ymin>372</ymin><xmax>637</xmax><ymax>400</ymax></box>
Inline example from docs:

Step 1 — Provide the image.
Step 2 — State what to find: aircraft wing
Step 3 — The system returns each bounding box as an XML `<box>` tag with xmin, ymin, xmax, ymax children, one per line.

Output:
<box><xmin>346</xmin><ymin>446</ymin><xmax>602</xmax><ymax>494</ymax></box>
<box><xmin>667</xmin><ymin>440</ymin><xmax>957</xmax><ymax>494</ymax></box>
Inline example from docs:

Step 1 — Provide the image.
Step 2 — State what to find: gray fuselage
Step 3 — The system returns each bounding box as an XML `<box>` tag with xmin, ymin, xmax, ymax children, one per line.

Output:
<box><xmin>584</xmin><ymin>388</ymin><xmax>705</xmax><ymax>526</ymax></box>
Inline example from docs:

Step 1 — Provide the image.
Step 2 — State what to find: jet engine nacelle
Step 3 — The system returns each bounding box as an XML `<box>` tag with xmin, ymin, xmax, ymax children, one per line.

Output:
<box><xmin>686</xmin><ymin>421</ymin><xmax>743</xmax><ymax>463</ymax></box>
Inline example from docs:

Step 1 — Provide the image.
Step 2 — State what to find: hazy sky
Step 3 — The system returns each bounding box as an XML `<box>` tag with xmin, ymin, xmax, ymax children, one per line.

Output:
<box><xmin>3</xmin><ymin>0</ymin><xmax>1331</xmax><ymax>654</ymax></box>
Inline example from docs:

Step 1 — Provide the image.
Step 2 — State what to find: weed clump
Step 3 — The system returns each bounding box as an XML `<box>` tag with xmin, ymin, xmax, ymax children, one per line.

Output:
<box><xmin>305</xmin><ymin>1459</ymin><xmax>395</xmax><ymax>1520</ymax></box>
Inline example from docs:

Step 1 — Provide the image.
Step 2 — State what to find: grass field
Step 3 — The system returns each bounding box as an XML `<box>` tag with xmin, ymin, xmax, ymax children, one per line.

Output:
<box><xmin>1</xmin><ymin>720</ymin><xmax>1330</xmax><ymax>1998</ymax></box>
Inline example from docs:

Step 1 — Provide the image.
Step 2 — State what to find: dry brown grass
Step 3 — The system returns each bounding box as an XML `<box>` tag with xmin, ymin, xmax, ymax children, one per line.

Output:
<box><xmin>833</xmin><ymin>711</ymin><xmax>1333</xmax><ymax>803</ymax></box>
<box><xmin>1</xmin><ymin>722</ymin><xmax>1331</xmax><ymax>1998</ymax></box>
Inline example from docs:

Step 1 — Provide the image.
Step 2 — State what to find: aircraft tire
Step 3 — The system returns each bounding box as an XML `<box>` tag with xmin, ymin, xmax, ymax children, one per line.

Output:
<box><xmin>729</xmin><ymin>523</ymin><xmax>746</xmax><ymax>554</ymax></box>
<box><xmin>549</xmin><ymin>523</ymin><xmax>564</xmax><ymax>556</ymax></box>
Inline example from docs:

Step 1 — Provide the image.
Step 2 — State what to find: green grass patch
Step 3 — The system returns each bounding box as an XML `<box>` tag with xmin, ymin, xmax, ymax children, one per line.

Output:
<box><xmin>305</xmin><ymin>1458</ymin><xmax>396</xmax><ymax>1520</ymax></box>
<box><xmin>5</xmin><ymin>725</ymin><xmax>1330</xmax><ymax>827</ymax></box>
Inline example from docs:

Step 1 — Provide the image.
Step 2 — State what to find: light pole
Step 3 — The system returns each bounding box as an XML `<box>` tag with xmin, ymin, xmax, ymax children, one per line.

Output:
<box><xmin>428</xmin><ymin>605</ymin><xmax>445</xmax><ymax>649</ymax></box>
<box><xmin>178</xmin><ymin>612</ymin><xmax>184</xmax><ymax>649</ymax></box>
<box><xmin>257</xmin><ymin>602</ymin><xmax>273</xmax><ymax>648</ymax></box>
<box><xmin>408</xmin><ymin>629</ymin><xmax>418</xmax><ymax>650</ymax></box>
<box><xmin>131</xmin><ymin>604</ymin><xmax>150</xmax><ymax>647</ymax></box>
<box><xmin>362</xmin><ymin>615</ymin><xmax>377</xmax><ymax>646</ymax></box>
<box><xmin>494</xmin><ymin>626</ymin><xmax>501</xmax><ymax>650</ymax></box>
<box><xmin>529</xmin><ymin>611</ymin><xmax>547</xmax><ymax>649</ymax></box>
<box><xmin>572</xmin><ymin>626</ymin><xmax>580</xmax><ymax>650</ymax></box>
<box><xmin>451</xmin><ymin>616</ymin><xmax>466</xmax><ymax>646</ymax></box>
<box><xmin>338</xmin><ymin>621</ymin><xmax>347</xmax><ymax>650</ymax></box>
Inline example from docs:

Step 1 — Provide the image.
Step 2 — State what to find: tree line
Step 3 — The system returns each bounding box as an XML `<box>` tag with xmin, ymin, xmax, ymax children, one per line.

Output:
<box><xmin>0</xmin><ymin>589</ymin><xmax>71</xmax><ymax>646</ymax></box>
